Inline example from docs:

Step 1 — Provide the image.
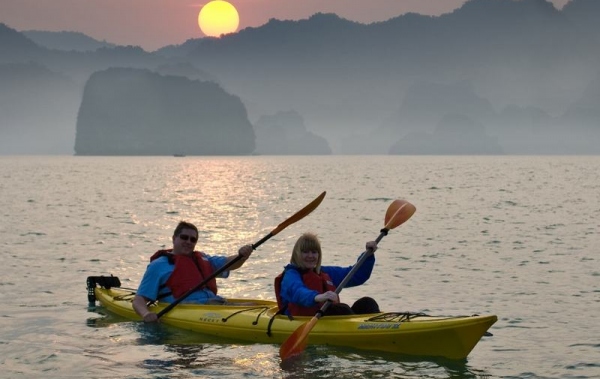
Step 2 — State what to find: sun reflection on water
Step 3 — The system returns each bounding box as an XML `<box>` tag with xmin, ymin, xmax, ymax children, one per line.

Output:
<box><xmin>160</xmin><ymin>158</ymin><xmax>271</xmax><ymax>247</ymax></box>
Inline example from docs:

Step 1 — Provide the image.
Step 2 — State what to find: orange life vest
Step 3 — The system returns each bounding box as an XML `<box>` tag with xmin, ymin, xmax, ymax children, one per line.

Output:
<box><xmin>150</xmin><ymin>249</ymin><xmax>218</xmax><ymax>299</ymax></box>
<box><xmin>274</xmin><ymin>268</ymin><xmax>337</xmax><ymax>316</ymax></box>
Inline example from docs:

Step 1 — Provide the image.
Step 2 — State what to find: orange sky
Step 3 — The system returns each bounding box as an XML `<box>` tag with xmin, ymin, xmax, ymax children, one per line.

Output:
<box><xmin>0</xmin><ymin>0</ymin><xmax>571</xmax><ymax>51</ymax></box>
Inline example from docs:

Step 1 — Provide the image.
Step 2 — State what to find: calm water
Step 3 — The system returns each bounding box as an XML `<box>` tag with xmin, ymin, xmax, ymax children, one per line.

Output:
<box><xmin>0</xmin><ymin>155</ymin><xmax>598</xmax><ymax>379</ymax></box>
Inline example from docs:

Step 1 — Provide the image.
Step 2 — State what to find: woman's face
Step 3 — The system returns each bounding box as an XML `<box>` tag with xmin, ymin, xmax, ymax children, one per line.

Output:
<box><xmin>300</xmin><ymin>250</ymin><xmax>319</xmax><ymax>270</ymax></box>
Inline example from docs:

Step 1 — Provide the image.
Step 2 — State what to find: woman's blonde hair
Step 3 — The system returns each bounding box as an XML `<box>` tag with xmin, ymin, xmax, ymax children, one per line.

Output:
<box><xmin>290</xmin><ymin>232</ymin><xmax>322</xmax><ymax>273</ymax></box>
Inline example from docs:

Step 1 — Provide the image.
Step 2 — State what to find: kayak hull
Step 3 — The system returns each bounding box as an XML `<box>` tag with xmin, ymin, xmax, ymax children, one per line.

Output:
<box><xmin>90</xmin><ymin>283</ymin><xmax>496</xmax><ymax>360</ymax></box>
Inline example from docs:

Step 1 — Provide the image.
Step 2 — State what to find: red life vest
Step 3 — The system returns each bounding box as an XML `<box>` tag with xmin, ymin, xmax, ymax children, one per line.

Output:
<box><xmin>150</xmin><ymin>249</ymin><xmax>218</xmax><ymax>299</ymax></box>
<box><xmin>274</xmin><ymin>268</ymin><xmax>337</xmax><ymax>316</ymax></box>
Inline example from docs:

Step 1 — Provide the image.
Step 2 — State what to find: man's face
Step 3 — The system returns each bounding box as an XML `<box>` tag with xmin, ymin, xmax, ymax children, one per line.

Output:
<box><xmin>172</xmin><ymin>228</ymin><xmax>198</xmax><ymax>254</ymax></box>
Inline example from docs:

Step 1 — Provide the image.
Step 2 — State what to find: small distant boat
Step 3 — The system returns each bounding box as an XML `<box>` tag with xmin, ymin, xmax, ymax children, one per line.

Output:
<box><xmin>87</xmin><ymin>276</ymin><xmax>497</xmax><ymax>360</ymax></box>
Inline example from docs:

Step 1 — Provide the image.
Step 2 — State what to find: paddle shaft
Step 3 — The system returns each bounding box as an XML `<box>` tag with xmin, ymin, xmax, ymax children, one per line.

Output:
<box><xmin>314</xmin><ymin>228</ymin><xmax>388</xmax><ymax>317</ymax></box>
<box><xmin>156</xmin><ymin>249</ymin><xmax>244</xmax><ymax>318</ymax></box>
<box><xmin>156</xmin><ymin>192</ymin><xmax>326</xmax><ymax>319</ymax></box>
<box><xmin>158</xmin><ymin>233</ymin><xmax>271</xmax><ymax>315</ymax></box>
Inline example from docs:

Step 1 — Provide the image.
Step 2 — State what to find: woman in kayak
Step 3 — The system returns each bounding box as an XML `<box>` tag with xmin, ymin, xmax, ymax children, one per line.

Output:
<box><xmin>275</xmin><ymin>232</ymin><xmax>380</xmax><ymax>316</ymax></box>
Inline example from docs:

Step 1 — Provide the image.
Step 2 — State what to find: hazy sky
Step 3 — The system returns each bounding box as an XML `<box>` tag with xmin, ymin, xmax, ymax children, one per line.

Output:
<box><xmin>1</xmin><ymin>0</ymin><xmax>570</xmax><ymax>51</ymax></box>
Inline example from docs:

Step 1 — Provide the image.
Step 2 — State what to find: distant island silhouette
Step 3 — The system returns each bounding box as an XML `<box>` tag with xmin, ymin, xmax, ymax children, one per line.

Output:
<box><xmin>75</xmin><ymin>68</ymin><xmax>255</xmax><ymax>156</ymax></box>
<box><xmin>254</xmin><ymin>110</ymin><xmax>332</xmax><ymax>155</ymax></box>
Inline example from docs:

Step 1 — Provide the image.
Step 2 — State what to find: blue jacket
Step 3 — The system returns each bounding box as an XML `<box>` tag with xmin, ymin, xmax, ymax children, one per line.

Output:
<box><xmin>278</xmin><ymin>253</ymin><xmax>375</xmax><ymax>314</ymax></box>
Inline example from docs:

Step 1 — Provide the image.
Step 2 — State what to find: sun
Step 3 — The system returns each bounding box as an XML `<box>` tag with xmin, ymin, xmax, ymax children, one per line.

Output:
<box><xmin>198</xmin><ymin>1</ymin><xmax>240</xmax><ymax>38</ymax></box>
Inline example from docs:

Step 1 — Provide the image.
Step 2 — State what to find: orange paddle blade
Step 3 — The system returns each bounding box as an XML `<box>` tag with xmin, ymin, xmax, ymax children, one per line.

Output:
<box><xmin>279</xmin><ymin>317</ymin><xmax>319</xmax><ymax>360</ymax></box>
<box><xmin>385</xmin><ymin>201</ymin><xmax>416</xmax><ymax>230</ymax></box>
<box><xmin>385</xmin><ymin>199</ymin><xmax>407</xmax><ymax>225</ymax></box>
<box><xmin>271</xmin><ymin>191</ymin><xmax>326</xmax><ymax>236</ymax></box>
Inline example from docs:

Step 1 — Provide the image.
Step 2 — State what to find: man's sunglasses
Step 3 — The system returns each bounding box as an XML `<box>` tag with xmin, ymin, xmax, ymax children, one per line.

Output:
<box><xmin>179</xmin><ymin>234</ymin><xmax>198</xmax><ymax>243</ymax></box>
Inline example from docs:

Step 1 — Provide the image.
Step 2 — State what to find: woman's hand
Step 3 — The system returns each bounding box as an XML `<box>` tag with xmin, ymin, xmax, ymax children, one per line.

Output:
<box><xmin>315</xmin><ymin>291</ymin><xmax>339</xmax><ymax>303</ymax></box>
<box><xmin>366</xmin><ymin>241</ymin><xmax>378</xmax><ymax>253</ymax></box>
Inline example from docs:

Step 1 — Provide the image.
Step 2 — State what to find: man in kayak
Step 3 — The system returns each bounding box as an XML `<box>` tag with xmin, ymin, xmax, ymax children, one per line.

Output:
<box><xmin>275</xmin><ymin>232</ymin><xmax>380</xmax><ymax>316</ymax></box>
<box><xmin>132</xmin><ymin>221</ymin><xmax>253</xmax><ymax>322</ymax></box>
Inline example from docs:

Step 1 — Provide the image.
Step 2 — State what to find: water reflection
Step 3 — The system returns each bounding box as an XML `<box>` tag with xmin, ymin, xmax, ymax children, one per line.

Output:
<box><xmin>130</xmin><ymin>322</ymin><xmax>283</xmax><ymax>377</ymax></box>
<box><xmin>87</xmin><ymin>307</ymin><xmax>492</xmax><ymax>379</ymax></box>
<box><xmin>158</xmin><ymin>158</ymin><xmax>275</xmax><ymax>260</ymax></box>
<box><xmin>280</xmin><ymin>345</ymin><xmax>491</xmax><ymax>379</ymax></box>
<box><xmin>86</xmin><ymin>305</ymin><xmax>130</xmax><ymax>327</ymax></box>
<box><xmin>141</xmin><ymin>344</ymin><xmax>206</xmax><ymax>372</ymax></box>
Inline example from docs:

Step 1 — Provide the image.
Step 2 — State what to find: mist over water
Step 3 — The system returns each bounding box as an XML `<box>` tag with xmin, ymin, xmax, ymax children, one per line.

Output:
<box><xmin>0</xmin><ymin>155</ymin><xmax>598</xmax><ymax>378</ymax></box>
<box><xmin>3</xmin><ymin>0</ymin><xmax>600</xmax><ymax>156</ymax></box>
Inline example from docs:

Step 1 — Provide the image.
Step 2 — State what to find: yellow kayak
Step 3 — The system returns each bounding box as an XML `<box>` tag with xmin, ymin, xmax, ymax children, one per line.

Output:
<box><xmin>87</xmin><ymin>276</ymin><xmax>497</xmax><ymax>360</ymax></box>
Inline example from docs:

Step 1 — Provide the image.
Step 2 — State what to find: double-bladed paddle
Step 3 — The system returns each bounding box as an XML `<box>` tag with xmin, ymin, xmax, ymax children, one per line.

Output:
<box><xmin>156</xmin><ymin>191</ymin><xmax>327</xmax><ymax>319</ymax></box>
<box><xmin>279</xmin><ymin>199</ymin><xmax>416</xmax><ymax>360</ymax></box>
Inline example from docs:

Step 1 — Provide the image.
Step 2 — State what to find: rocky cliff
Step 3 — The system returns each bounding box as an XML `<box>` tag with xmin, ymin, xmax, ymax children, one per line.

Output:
<box><xmin>75</xmin><ymin>68</ymin><xmax>255</xmax><ymax>155</ymax></box>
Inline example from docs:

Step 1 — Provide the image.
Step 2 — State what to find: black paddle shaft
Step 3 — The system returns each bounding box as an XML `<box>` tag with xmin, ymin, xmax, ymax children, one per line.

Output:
<box><xmin>155</xmin><ymin>192</ymin><xmax>326</xmax><ymax>319</ymax></box>
<box><xmin>316</xmin><ymin>228</ymin><xmax>389</xmax><ymax>316</ymax></box>
<box><xmin>156</xmin><ymin>239</ymin><xmax>266</xmax><ymax>319</ymax></box>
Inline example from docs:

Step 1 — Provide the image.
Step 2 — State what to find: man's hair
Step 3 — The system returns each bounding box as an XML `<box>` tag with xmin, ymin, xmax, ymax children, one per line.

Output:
<box><xmin>173</xmin><ymin>221</ymin><xmax>198</xmax><ymax>237</ymax></box>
